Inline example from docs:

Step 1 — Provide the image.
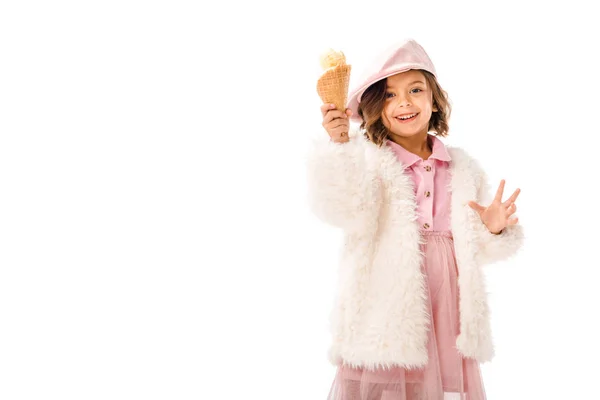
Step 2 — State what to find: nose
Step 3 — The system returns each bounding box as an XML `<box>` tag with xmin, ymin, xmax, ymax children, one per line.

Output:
<box><xmin>395</xmin><ymin>93</ymin><xmax>411</xmax><ymax>107</ymax></box>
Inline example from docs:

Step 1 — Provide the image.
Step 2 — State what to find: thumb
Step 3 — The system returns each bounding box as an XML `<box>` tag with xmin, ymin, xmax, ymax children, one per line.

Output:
<box><xmin>346</xmin><ymin>108</ymin><xmax>353</xmax><ymax>117</ymax></box>
<box><xmin>468</xmin><ymin>201</ymin><xmax>485</xmax><ymax>213</ymax></box>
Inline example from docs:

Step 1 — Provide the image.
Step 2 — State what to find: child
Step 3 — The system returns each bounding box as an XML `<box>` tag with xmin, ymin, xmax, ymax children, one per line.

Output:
<box><xmin>306</xmin><ymin>39</ymin><xmax>524</xmax><ymax>400</ymax></box>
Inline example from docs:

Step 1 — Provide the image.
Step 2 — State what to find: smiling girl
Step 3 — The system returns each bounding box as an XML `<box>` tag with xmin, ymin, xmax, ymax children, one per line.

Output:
<box><xmin>307</xmin><ymin>39</ymin><xmax>524</xmax><ymax>400</ymax></box>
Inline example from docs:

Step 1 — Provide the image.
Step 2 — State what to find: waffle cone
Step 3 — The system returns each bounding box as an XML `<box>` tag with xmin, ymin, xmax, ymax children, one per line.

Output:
<box><xmin>316</xmin><ymin>64</ymin><xmax>351</xmax><ymax>112</ymax></box>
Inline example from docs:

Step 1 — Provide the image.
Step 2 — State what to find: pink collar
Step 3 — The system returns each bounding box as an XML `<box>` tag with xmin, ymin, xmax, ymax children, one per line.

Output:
<box><xmin>386</xmin><ymin>134</ymin><xmax>451</xmax><ymax>169</ymax></box>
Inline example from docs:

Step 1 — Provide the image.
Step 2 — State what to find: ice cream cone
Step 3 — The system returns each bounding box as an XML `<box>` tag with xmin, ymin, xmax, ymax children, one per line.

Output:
<box><xmin>316</xmin><ymin>49</ymin><xmax>351</xmax><ymax>112</ymax></box>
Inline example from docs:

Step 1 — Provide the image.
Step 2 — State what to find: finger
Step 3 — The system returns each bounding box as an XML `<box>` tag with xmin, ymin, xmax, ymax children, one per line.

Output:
<box><xmin>494</xmin><ymin>179</ymin><xmax>506</xmax><ymax>202</ymax></box>
<box><xmin>325</xmin><ymin>118</ymin><xmax>349</xmax><ymax>131</ymax></box>
<box><xmin>320</xmin><ymin>103</ymin><xmax>336</xmax><ymax>117</ymax></box>
<box><xmin>468</xmin><ymin>201</ymin><xmax>486</xmax><ymax>213</ymax></box>
<box><xmin>322</xmin><ymin>109</ymin><xmax>348</xmax><ymax>125</ymax></box>
<box><xmin>322</xmin><ymin>111</ymin><xmax>343</xmax><ymax>126</ymax></box>
<box><xmin>345</xmin><ymin>108</ymin><xmax>353</xmax><ymax>117</ymax></box>
<box><xmin>503</xmin><ymin>188</ymin><xmax>521</xmax><ymax>206</ymax></box>
<box><xmin>507</xmin><ymin>217</ymin><xmax>519</xmax><ymax>225</ymax></box>
<box><xmin>505</xmin><ymin>203</ymin><xmax>517</xmax><ymax>216</ymax></box>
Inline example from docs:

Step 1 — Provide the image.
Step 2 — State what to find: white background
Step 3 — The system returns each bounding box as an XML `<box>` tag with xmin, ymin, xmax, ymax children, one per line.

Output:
<box><xmin>1</xmin><ymin>1</ymin><xmax>598</xmax><ymax>399</ymax></box>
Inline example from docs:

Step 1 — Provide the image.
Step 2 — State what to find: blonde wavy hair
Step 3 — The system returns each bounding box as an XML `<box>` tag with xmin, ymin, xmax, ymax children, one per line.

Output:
<box><xmin>357</xmin><ymin>70</ymin><xmax>452</xmax><ymax>147</ymax></box>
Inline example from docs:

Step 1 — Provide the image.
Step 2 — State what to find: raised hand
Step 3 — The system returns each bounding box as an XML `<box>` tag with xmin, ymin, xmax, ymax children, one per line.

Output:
<box><xmin>468</xmin><ymin>179</ymin><xmax>520</xmax><ymax>234</ymax></box>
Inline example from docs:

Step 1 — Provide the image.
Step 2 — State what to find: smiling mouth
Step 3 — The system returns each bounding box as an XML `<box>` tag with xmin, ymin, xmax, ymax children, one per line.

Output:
<box><xmin>395</xmin><ymin>113</ymin><xmax>419</xmax><ymax>122</ymax></box>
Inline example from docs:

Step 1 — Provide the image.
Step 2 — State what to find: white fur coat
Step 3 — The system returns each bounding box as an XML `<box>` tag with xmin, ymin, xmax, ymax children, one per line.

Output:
<box><xmin>306</xmin><ymin>129</ymin><xmax>524</xmax><ymax>371</ymax></box>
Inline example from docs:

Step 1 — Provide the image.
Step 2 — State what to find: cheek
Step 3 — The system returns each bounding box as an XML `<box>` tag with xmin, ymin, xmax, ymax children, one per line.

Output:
<box><xmin>416</xmin><ymin>97</ymin><xmax>430</xmax><ymax>109</ymax></box>
<box><xmin>381</xmin><ymin>114</ymin><xmax>390</xmax><ymax>128</ymax></box>
<box><xmin>382</xmin><ymin>104</ymin><xmax>394</xmax><ymax>121</ymax></box>
<box><xmin>418</xmin><ymin>102</ymin><xmax>432</xmax><ymax>116</ymax></box>
<box><xmin>381</xmin><ymin>108</ymin><xmax>392</xmax><ymax>128</ymax></box>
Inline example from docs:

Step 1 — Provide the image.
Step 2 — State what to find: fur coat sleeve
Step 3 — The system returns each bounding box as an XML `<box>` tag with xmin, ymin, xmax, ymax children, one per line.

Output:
<box><xmin>305</xmin><ymin>129</ymin><xmax>381</xmax><ymax>232</ymax></box>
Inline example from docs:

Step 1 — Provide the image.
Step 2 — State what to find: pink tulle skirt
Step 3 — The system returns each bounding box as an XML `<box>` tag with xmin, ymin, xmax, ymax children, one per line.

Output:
<box><xmin>327</xmin><ymin>230</ymin><xmax>487</xmax><ymax>400</ymax></box>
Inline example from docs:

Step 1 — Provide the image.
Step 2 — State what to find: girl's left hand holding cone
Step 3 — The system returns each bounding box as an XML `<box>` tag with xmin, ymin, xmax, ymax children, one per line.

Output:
<box><xmin>468</xmin><ymin>179</ymin><xmax>520</xmax><ymax>234</ymax></box>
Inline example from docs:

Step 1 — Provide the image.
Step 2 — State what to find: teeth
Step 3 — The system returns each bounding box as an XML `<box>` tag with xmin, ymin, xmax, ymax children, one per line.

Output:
<box><xmin>397</xmin><ymin>113</ymin><xmax>417</xmax><ymax>120</ymax></box>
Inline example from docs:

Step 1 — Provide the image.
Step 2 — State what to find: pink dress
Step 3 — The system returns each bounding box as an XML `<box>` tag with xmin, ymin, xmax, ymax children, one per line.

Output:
<box><xmin>326</xmin><ymin>135</ymin><xmax>487</xmax><ymax>400</ymax></box>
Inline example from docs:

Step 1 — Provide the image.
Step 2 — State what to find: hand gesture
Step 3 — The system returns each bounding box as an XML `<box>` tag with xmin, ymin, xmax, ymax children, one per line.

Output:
<box><xmin>468</xmin><ymin>179</ymin><xmax>520</xmax><ymax>234</ymax></box>
<box><xmin>320</xmin><ymin>103</ymin><xmax>353</xmax><ymax>143</ymax></box>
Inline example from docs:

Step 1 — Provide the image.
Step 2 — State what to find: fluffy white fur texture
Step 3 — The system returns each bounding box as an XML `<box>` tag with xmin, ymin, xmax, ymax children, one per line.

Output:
<box><xmin>306</xmin><ymin>128</ymin><xmax>524</xmax><ymax>371</ymax></box>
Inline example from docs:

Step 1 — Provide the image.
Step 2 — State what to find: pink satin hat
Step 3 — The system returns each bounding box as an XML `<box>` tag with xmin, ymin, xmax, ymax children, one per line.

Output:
<box><xmin>347</xmin><ymin>39</ymin><xmax>437</xmax><ymax>123</ymax></box>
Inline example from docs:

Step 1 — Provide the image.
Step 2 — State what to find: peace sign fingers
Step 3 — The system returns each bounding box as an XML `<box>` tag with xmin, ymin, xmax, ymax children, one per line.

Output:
<box><xmin>503</xmin><ymin>187</ymin><xmax>521</xmax><ymax>208</ymax></box>
<box><xmin>494</xmin><ymin>179</ymin><xmax>521</xmax><ymax>205</ymax></box>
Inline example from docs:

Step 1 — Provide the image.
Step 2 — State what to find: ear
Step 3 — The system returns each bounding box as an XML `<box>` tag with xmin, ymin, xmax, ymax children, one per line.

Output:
<box><xmin>432</xmin><ymin>103</ymin><xmax>439</xmax><ymax>112</ymax></box>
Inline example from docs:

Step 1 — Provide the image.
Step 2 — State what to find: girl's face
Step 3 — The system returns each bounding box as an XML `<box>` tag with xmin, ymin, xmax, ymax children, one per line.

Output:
<box><xmin>381</xmin><ymin>69</ymin><xmax>437</xmax><ymax>139</ymax></box>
